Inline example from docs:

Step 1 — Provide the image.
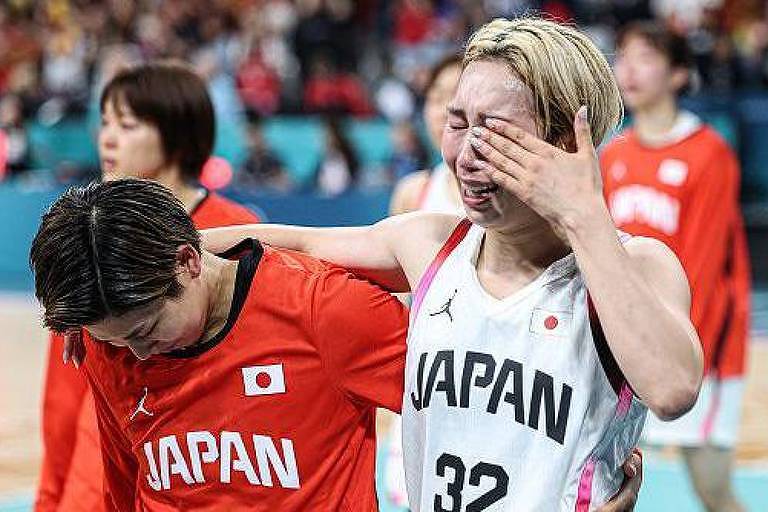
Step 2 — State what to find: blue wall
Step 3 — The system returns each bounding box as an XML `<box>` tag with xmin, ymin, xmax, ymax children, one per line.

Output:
<box><xmin>0</xmin><ymin>185</ymin><xmax>392</xmax><ymax>291</ymax></box>
<box><xmin>23</xmin><ymin>94</ymin><xmax>768</xmax><ymax>196</ymax></box>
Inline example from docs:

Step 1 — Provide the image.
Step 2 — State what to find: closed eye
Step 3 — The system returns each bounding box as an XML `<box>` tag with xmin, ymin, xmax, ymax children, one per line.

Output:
<box><xmin>446</xmin><ymin>109</ymin><xmax>467</xmax><ymax>130</ymax></box>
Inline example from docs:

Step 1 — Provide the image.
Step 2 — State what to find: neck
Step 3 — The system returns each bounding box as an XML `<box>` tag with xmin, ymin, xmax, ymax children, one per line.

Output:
<box><xmin>199</xmin><ymin>252</ymin><xmax>239</xmax><ymax>343</ymax></box>
<box><xmin>478</xmin><ymin>215</ymin><xmax>571</xmax><ymax>294</ymax></box>
<box><xmin>633</xmin><ymin>97</ymin><xmax>679</xmax><ymax>145</ymax></box>
<box><xmin>154</xmin><ymin>168</ymin><xmax>204</xmax><ymax>213</ymax></box>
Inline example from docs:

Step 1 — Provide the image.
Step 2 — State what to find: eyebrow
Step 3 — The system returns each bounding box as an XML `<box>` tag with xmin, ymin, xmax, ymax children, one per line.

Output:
<box><xmin>447</xmin><ymin>106</ymin><xmax>512</xmax><ymax>123</ymax></box>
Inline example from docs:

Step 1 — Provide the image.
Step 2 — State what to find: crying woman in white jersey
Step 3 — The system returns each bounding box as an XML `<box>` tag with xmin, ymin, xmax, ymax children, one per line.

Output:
<box><xmin>199</xmin><ymin>16</ymin><xmax>702</xmax><ymax>511</ymax></box>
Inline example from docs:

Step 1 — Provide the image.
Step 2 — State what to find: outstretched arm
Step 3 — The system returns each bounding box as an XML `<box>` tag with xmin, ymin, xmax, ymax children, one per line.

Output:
<box><xmin>201</xmin><ymin>212</ymin><xmax>460</xmax><ymax>293</ymax></box>
<box><xmin>63</xmin><ymin>213</ymin><xmax>461</xmax><ymax>367</ymax></box>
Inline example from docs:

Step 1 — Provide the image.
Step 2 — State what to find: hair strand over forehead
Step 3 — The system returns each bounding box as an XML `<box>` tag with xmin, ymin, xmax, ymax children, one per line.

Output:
<box><xmin>463</xmin><ymin>16</ymin><xmax>623</xmax><ymax>147</ymax></box>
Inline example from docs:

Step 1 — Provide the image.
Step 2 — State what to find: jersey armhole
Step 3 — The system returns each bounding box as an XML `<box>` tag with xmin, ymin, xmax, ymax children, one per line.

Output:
<box><xmin>411</xmin><ymin>219</ymin><xmax>472</xmax><ymax>317</ymax></box>
<box><xmin>587</xmin><ymin>296</ymin><xmax>628</xmax><ymax>397</ymax></box>
<box><xmin>587</xmin><ymin>231</ymin><xmax>636</xmax><ymax>398</ymax></box>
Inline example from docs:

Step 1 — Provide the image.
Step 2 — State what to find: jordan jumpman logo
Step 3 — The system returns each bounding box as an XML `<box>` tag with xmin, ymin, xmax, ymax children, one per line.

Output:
<box><xmin>429</xmin><ymin>289</ymin><xmax>458</xmax><ymax>322</ymax></box>
<box><xmin>130</xmin><ymin>387</ymin><xmax>154</xmax><ymax>420</ymax></box>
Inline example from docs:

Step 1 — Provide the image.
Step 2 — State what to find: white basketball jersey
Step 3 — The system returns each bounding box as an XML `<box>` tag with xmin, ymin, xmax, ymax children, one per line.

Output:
<box><xmin>402</xmin><ymin>220</ymin><xmax>647</xmax><ymax>511</ymax></box>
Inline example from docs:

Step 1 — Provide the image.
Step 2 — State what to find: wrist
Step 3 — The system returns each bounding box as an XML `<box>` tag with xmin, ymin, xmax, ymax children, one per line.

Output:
<box><xmin>561</xmin><ymin>197</ymin><xmax>615</xmax><ymax>243</ymax></box>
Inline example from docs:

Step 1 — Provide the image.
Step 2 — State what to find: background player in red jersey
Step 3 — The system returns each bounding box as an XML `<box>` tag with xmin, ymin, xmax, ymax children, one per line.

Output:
<box><xmin>36</xmin><ymin>62</ymin><xmax>259</xmax><ymax>512</ymax></box>
<box><xmin>601</xmin><ymin>22</ymin><xmax>751</xmax><ymax>512</ymax></box>
<box><xmin>31</xmin><ymin>179</ymin><xmax>409</xmax><ymax>511</ymax></box>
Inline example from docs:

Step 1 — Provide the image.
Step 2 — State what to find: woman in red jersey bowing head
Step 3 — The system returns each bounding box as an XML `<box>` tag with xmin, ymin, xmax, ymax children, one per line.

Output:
<box><xmin>203</xmin><ymin>17</ymin><xmax>701</xmax><ymax>509</ymax></box>
<box><xmin>36</xmin><ymin>62</ymin><xmax>259</xmax><ymax>512</ymax></box>
<box><xmin>602</xmin><ymin>21</ymin><xmax>751</xmax><ymax>512</ymax></box>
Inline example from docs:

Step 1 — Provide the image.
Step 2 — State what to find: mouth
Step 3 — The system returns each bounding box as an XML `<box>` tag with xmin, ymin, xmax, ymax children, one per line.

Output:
<box><xmin>101</xmin><ymin>158</ymin><xmax>116</xmax><ymax>170</ymax></box>
<box><xmin>460</xmin><ymin>181</ymin><xmax>500</xmax><ymax>208</ymax></box>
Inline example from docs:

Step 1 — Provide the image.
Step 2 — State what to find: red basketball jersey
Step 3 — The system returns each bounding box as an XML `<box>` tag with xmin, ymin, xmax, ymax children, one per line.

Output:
<box><xmin>36</xmin><ymin>192</ymin><xmax>260</xmax><ymax>511</ymax></box>
<box><xmin>601</xmin><ymin>123</ymin><xmax>750</xmax><ymax>378</ymax></box>
<box><xmin>84</xmin><ymin>242</ymin><xmax>408</xmax><ymax>511</ymax></box>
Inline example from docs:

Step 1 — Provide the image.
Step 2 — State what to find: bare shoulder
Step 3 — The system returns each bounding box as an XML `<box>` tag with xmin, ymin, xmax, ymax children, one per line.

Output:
<box><xmin>390</xmin><ymin>170</ymin><xmax>430</xmax><ymax>215</ymax></box>
<box><xmin>623</xmin><ymin>235</ymin><xmax>690</xmax><ymax>306</ymax></box>
<box><xmin>623</xmin><ymin>236</ymin><xmax>678</xmax><ymax>266</ymax></box>
<box><xmin>377</xmin><ymin>211</ymin><xmax>464</xmax><ymax>287</ymax></box>
<box><xmin>384</xmin><ymin>211</ymin><xmax>463</xmax><ymax>245</ymax></box>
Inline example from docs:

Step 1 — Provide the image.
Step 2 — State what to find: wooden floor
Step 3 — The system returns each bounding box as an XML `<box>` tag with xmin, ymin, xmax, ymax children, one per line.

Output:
<box><xmin>1</xmin><ymin>294</ymin><xmax>766</xmax><ymax>499</ymax></box>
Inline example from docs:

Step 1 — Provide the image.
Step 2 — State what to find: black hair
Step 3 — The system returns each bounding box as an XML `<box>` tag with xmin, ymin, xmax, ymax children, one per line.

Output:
<box><xmin>617</xmin><ymin>21</ymin><xmax>693</xmax><ymax>70</ymax></box>
<box><xmin>30</xmin><ymin>179</ymin><xmax>201</xmax><ymax>332</ymax></box>
<box><xmin>100</xmin><ymin>61</ymin><xmax>215</xmax><ymax>182</ymax></box>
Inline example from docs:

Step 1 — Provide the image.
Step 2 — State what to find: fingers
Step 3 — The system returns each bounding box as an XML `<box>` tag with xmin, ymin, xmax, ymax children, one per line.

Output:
<box><xmin>595</xmin><ymin>450</ymin><xmax>643</xmax><ymax>512</ymax></box>
<box><xmin>630</xmin><ymin>448</ymin><xmax>643</xmax><ymax>481</ymax></box>
<box><xmin>468</xmin><ymin>132</ymin><xmax>526</xmax><ymax>180</ymax></box>
<box><xmin>574</xmin><ymin>105</ymin><xmax>596</xmax><ymax>157</ymax></box>
<box><xmin>478</xmin><ymin>161</ymin><xmax>526</xmax><ymax>199</ymax></box>
<box><xmin>484</xmin><ymin>118</ymin><xmax>554</xmax><ymax>156</ymax></box>
<box><xmin>472</xmin><ymin>125</ymin><xmax>537</xmax><ymax>168</ymax></box>
<box><xmin>63</xmin><ymin>329</ymin><xmax>86</xmax><ymax>369</ymax></box>
<box><xmin>622</xmin><ymin>451</ymin><xmax>642</xmax><ymax>479</ymax></box>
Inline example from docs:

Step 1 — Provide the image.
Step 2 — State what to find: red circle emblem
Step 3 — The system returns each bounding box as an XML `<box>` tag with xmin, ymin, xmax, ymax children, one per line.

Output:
<box><xmin>544</xmin><ymin>315</ymin><xmax>559</xmax><ymax>330</ymax></box>
<box><xmin>255</xmin><ymin>372</ymin><xmax>272</xmax><ymax>388</ymax></box>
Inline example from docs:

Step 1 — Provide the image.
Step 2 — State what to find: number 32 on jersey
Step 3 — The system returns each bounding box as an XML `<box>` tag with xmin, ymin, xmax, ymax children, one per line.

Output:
<box><xmin>434</xmin><ymin>453</ymin><xmax>509</xmax><ymax>512</ymax></box>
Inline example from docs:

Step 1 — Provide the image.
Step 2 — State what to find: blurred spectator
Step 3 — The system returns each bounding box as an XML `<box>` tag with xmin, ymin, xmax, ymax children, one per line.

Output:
<box><xmin>241</xmin><ymin>0</ymin><xmax>300</xmax><ymax>109</ymax></box>
<box><xmin>313</xmin><ymin>116</ymin><xmax>359</xmax><ymax>196</ymax></box>
<box><xmin>237</xmin><ymin>44</ymin><xmax>282</xmax><ymax>115</ymax></box>
<box><xmin>303</xmin><ymin>54</ymin><xmax>373</xmax><ymax>115</ymax></box>
<box><xmin>239</xmin><ymin>115</ymin><xmax>293</xmax><ymax>192</ymax></box>
<box><xmin>703</xmin><ymin>33</ymin><xmax>743</xmax><ymax>92</ymax></box>
<box><xmin>389</xmin><ymin>121</ymin><xmax>429</xmax><ymax>181</ymax></box>
<box><xmin>393</xmin><ymin>0</ymin><xmax>436</xmax><ymax>45</ymax></box>
<box><xmin>0</xmin><ymin>5</ymin><xmax>42</xmax><ymax>98</ymax></box>
<box><xmin>40</xmin><ymin>12</ymin><xmax>88</xmax><ymax>103</ymax></box>
<box><xmin>374</xmin><ymin>60</ymin><xmax>416</xmax><ymax>122</ymax></box>
<box><xmin>390</xmin><ymin>0</ymin><xmax>460</xmax><ymax>84</ymax></box>
<box><xmin>1</xmin><ymin>0</ymin><xmax>767</xmax><ymax>188</ymax></box>
<box><xmin>293</xmin><ymin>0</ymin><xmax>358</xmax><ymax>78</ymax></box>
<box><xmin>0</xmin><ymin>94</ymin><xmax>30</xmax><ymax>179</ymax></box>
<box><xmin>389</xmin><ymin>53</ymin><xmax>462</xmax><ymax>216</ymax></box>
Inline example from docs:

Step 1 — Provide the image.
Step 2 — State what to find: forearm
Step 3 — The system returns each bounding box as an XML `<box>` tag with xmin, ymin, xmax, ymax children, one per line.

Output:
<box><xmin>202</xmin><ymin>224</ymin><xmax>317</xmax><ymax>254</ymax></box>
<box><xmin>202</xmin><ymin>223</ymin><xmax>408</xmax><ymax>291</ymax></box>
<box><xmin>564</xmin><ymin>201</ymin><xmax>702</xmax><ymax>419</ymax></box>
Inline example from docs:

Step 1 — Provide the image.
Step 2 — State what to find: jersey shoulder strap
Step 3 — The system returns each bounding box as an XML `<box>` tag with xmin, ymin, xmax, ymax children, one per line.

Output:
<box><xmin>412</xmin><ymin>219</ymin><xmax>472</xmax><ymax>317</ymax></box>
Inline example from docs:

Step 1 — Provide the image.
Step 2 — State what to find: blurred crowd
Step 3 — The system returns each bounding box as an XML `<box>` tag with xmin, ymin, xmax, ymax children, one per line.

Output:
<box><xmin>1</xmin><ymin>0</ymin><xmax>767</xmax><ymax>189</ymax></box>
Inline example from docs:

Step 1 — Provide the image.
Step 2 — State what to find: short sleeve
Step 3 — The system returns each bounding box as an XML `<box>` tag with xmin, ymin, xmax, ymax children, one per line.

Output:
<box><xmin>310</xmin><ymin>268</ymin><xmax>409</xmax><ymax>412</ymax></box>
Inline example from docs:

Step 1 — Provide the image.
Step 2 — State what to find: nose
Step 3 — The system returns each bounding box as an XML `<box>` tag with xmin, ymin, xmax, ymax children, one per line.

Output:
<box><xmin>99</xmin><ymin>123</ymin><xmax>117</xmax><ymax>150</ymax></box>
<box><xmin>455</xmin><ymin>132</ymin><xmax>482</xmax><ymax>177</ymax></box>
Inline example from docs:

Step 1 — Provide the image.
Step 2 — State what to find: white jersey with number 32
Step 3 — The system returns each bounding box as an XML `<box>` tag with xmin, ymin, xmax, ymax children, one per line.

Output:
<box><xmin>402</xmin><ymin>220</ymin><xmax>646</xmax><ymax>511</ymax></box>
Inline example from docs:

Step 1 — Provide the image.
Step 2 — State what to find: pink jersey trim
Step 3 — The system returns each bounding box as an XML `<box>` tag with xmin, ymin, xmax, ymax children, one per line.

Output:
<box><xmin>617</xmin><ymin>382</ymin><xmax>633</xmax><ymax>418</ymax></box>
<box><xmin>411</xmin><ymin>219</ymin><xmax>472</xmax><ymax>318</ymax></box>
<box><xmin>575</xmin><ymin>456</ymin><xmax>597</xmax><ymax>512</ymax></box>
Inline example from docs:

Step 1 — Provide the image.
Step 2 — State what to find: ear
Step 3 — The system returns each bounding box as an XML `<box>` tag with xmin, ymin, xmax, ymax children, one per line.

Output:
<box><xmin>176</xmin><ymin>244</ymin><xmax>202</xmax><ymax>279</ymax></box>
<box><xmin>671</xmin><ymin>67</ymin><xmax>689</xmax><ymax>93</ymax></box>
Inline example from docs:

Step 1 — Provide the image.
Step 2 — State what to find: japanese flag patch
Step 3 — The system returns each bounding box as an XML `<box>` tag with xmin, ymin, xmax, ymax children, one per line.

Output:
<box><xmin>529</xmin><ymin>308</ymin><xmax>571</xmax><ymax>338</ymax></box>
<box><xmin>242</xmin><ymin>364</ymin><xmax>286</xmax><ymax>396</ymax></box>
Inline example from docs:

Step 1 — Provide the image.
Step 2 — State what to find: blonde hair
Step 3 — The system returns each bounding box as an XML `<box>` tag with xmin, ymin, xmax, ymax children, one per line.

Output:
<box><xmin>464</xmin><ymin>17</ymin><xmax>622</xmax><ymax>147</ymax></box>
